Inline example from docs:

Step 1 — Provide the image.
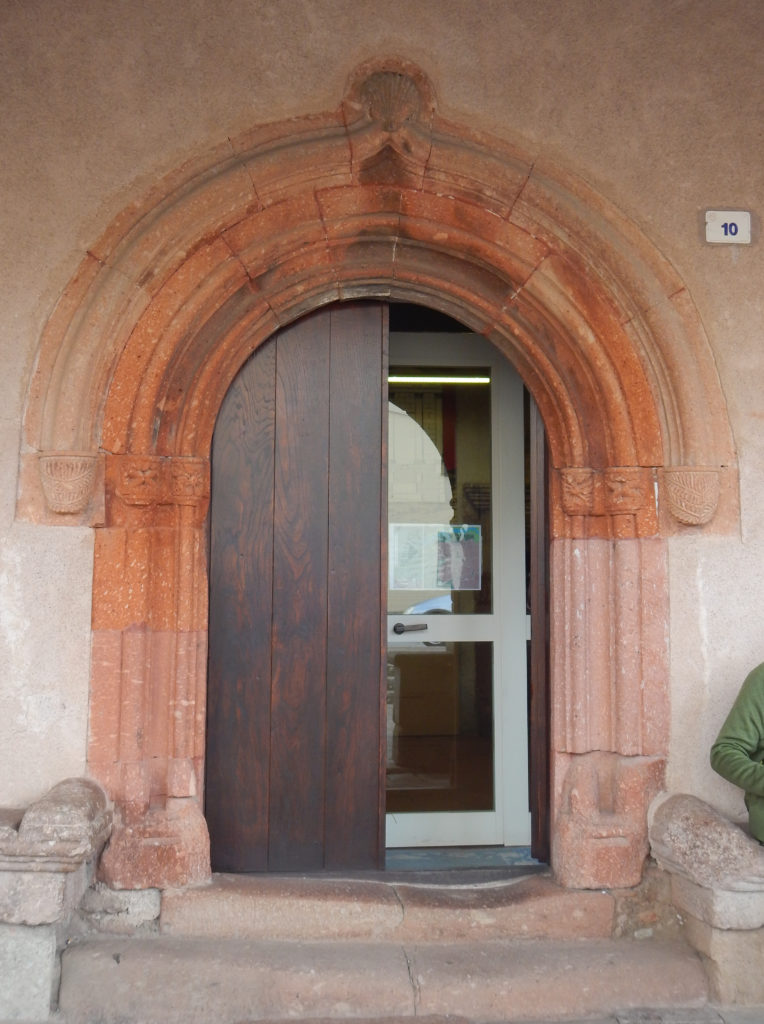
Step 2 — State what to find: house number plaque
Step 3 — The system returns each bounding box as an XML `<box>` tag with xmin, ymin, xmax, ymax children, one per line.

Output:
<box><xmin>705</xmin><ymin>210</ymin><xmax>752</xmax><ymax>244</ymax></box>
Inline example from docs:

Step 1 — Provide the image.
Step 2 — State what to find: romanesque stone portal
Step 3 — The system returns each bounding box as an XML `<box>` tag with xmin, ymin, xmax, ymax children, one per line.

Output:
<box><xmin>19</xmin><ymin>59</ymin><xmax>737</xmax><ymax>890</ymax></box>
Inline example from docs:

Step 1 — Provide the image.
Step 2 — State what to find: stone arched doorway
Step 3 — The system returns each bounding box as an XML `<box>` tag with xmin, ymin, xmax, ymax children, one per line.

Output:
<box><xmin>19</xmin><ymin>59</ymin><xmax>737</xmax><ymax>891</ymax></box>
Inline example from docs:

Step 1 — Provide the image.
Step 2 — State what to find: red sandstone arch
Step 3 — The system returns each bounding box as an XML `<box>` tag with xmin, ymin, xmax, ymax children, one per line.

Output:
<box><xmin>20</xmin><ymin>59</ymin><xmax>737</xmax><ymax>890</ymax></box>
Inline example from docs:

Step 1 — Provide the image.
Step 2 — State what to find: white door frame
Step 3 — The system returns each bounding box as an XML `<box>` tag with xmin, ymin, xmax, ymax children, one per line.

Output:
<box><xmin>385</xmin><ymin>333</ymin><xmax>530</xmax><ymax>848</ymax></box>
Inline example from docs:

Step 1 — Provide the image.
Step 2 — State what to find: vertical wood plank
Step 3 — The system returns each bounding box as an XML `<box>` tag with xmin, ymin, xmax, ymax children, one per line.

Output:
<box><xmin>268</xmin><ymin>312</ymin><xmax>331</xmax><ymax>870</ymax></box>
<box><xmin>325</xmin><ymin>304</ymin><xmax>386</xmax><ymax>869</ymax></box>
<box><xmin>206</xmin><ymin>339</ymin><xmax>276</xmax><ymax>872</ymax></box>
<box><xmin>208</xmin><ymin>303</ymin><xmax>387</xmax><ymax>873</ymax></box>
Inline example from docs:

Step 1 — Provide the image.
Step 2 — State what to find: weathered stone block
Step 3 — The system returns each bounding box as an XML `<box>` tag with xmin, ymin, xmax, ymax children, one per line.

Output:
<box><xmin>554</xmin><ymin>751</ymin><xmax>665</xmax><ymax>889</ymax></box>
<box><xmin>0</xmin><ymin>862</ymin><xmax>89</xmax><ymax>925</ymax></box>
<box><xmin>649</xmin><ymin>793</ymin><xmax>764</xmax><ymax>891</ymax></box>
<box><xmin>1</xmin><ymin>778</ymin><xmax>111</xmax><ymax>861</ymax></box>
<box><xmin>0</xmin><ymin>923</ymin><xmax>56</xmax><ymax>1020</ymax></box>
<box><xmin>672</xmin><ymin>873</ymin><xmax>764</xmax><ymax>931</ymax></box>
<box><xmin>683</xmin><ymin>912</ymin><xmax>764</xmax><ymax>1005</ymax></box>
<box><xmin>99</xmin><ymin>798</ymin><xmax>210</xmax><ymax>890</ymax></box>
<box><xmin>80</xmin><ymin>881</ymin><xmax>160</xmax><ymax>933</ymax></box>
<box><xmin>649</xmin><ymin>793</ymin><xmax>764</xmax><ymax>1004</ymax></box>
<box><xmin>612</xmin><ymin>863</ymin><xmax>682</xmax><ymax>939</ymax></box>
<box><xmin>0</xmin><ymin>778</ymin><xmax>111</xmax><ymax>936</ymax></box>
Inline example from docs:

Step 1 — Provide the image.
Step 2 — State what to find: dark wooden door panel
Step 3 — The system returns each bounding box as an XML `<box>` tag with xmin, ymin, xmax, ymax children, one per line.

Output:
<box><xmin>325</xmin><ymin>304</ymin><xmax>387</xmax><ymax>868</ymax></box>
<box><xmin>207</xmin><ymin>303</ymin><xmax>386</xmax><ymax>872</ymax></box>
<box><xmin>207</xmin><ymin>338</ymin><xmax>276</xmax><ymax>872</ymax></box>
<box><xmin>268</xmin><ymin>313</ymin><xmax>331</xmax><ymax>871</ymax></box>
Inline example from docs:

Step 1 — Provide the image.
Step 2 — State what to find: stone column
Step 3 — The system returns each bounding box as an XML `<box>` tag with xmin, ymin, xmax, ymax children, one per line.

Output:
<box><xmin>89</xmin><ymin>455</ymin><xmax>211</xmax><ymax>889</ymax></box>
<box><xmin>550</xmin><ymin>466</ymin><xmax>669</xmax><ymax>889</ymax></box>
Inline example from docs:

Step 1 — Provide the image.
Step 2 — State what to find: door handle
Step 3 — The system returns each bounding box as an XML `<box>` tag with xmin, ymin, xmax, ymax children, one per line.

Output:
<box><xmin>392</xmin><ymin>622</ymin><xmax>429</xmax><ymax>635</ymax></box>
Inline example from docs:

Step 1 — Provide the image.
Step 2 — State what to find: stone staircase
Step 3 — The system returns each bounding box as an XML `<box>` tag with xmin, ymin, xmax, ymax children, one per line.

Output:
<box><xmin>57</xmin><ymin>871</ymin><xmax>709</xmax><ymax>1023</ymax></box>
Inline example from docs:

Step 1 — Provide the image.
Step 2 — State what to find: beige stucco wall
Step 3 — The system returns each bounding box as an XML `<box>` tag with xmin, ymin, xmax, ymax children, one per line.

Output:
<box><xmin>1</xmin><ymin>0</ymin><xmax>763</xmax><ymax>819</ymax></box>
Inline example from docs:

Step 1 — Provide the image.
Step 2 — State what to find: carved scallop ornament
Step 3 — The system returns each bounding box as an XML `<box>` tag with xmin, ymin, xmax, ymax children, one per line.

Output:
<box><xmin>663</xmin><ymin>466</ymin><xmax>721</xmax><ymax>526</ymax></box>
<box><xmin>38</xmin><ymin>452</ymin><xmax>99</xmax><ymax>515</ymax></box>
<box><xmin>360</xmin><ymin>70</ymin><xmax>422</xmax><ymax>131</ymax></box>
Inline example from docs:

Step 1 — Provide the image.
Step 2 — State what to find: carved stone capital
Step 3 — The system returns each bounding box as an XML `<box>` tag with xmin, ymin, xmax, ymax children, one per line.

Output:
<box><xmin>38</xmin><ymin>451</ymin><xmax>99</xmax><ymax>515</ymax></box>
<box><xmin>111</xmin><ymin>455</ymin><xmax>209</xmax><ymax>511</ymax></box>
<box><xmin>561</xmin><ymin>468</ymin><xmax>595</xmax><ymax>515</ymax></box>
<box><xmin>115</xmin><ymin>456</ymin><xmax>163</xmax><ymax>507</ymax></box>
<box><xmin>170</xmin><ymin>459</ymin><xmax>210</xmax><ymax>506</ymax></box>
<box><xmin>604</xmin><ymin>466</ymin><xmax>651</xmax><ymax>514</ymax></box>
<box><xmin>560</xmin><ymin>466</ymin><xmax>654</xmax><ymax>518</ymax></box>
<box><xmin>663</xmin><ymin>466</ymin><xmax>720</xmax><ymax>526</ymax></box>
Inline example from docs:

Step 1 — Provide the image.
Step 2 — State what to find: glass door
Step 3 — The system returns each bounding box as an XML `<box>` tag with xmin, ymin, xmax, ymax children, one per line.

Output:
<box><xmin>385</xmin><ymin>333</ymin><xmax>529</xmax><ymax>847</ymax></box>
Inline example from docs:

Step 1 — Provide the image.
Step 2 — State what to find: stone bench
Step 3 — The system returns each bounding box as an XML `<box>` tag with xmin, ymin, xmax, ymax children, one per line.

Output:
<box><xmin>0</xmin><ymin>778</ymin><xmax>112</xmax><ymax>1020</ymax></box>
<box><xmin>649</xmin><ymin>791</ymin><xmax>764</xmax><ymax>1004</ymax></box>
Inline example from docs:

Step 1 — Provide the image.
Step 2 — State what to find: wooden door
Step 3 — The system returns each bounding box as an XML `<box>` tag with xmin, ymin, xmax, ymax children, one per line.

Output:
<box><xmin>205</xmin><ymin>303</ymin><xmax>387</xmax><ymax>872</ymax></box>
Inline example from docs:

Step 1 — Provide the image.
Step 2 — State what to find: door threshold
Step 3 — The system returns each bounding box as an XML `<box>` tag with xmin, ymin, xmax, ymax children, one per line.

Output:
<box><xmin>379</xmin><ymin>845</ymin><xmax>545</xmax><ymax>884</ymax></box>
<box><xmin>220</xmin><ymin>849</ymin><xmax>547</xmax><ymax>885</ymax></box>
<box><xmin>386</xmin><ymin>845</ymin><xmax>538</xmax><ymax>871</ymax></box>
<box><xmin>265</xmin><ymin>847</ymin><xmax>547</xmax><ymax>886</ymax></box>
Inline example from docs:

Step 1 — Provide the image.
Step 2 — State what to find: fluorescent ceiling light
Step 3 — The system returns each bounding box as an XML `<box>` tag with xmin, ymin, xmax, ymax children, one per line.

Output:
<box><xmin>388</xmin><ymin>375</ymin><xmax>490</xmax><ymax>385</ymax></box>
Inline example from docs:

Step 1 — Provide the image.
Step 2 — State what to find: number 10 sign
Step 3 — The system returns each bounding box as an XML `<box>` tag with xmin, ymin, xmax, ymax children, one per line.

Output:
<box><xmin>705</xmin><ymin>210</ymin><xmax>752</xmax><ymax>244</ymax></box>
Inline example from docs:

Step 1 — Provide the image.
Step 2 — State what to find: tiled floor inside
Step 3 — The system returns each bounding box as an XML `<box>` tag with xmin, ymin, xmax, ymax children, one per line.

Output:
<box><xmin>386</xmin><ymin>844</ymin><xmax>539</xmax><ymax>870</ymax></box>
<box><xmin>380</xmin><ymin>844</ymin><xmax>547</xmax><ymax>883</ymax></box>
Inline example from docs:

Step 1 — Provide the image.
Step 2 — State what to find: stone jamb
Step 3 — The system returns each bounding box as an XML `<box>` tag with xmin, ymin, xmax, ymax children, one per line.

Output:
<box><xmin>17</xmin><ymin>60</ymin><xmax>739</xmax><ymax>890</ymax></box>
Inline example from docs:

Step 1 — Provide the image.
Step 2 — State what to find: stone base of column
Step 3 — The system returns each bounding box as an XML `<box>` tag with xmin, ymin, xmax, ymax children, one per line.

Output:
<box><xmin>553</xmin><ymin>751</ymin><xmax>665</xmax><ymax>889</ymax></box>
<box><xmin>99</xmin><ymin>797</ymin><xmax>210</xmax><ymax>890</ymax></box>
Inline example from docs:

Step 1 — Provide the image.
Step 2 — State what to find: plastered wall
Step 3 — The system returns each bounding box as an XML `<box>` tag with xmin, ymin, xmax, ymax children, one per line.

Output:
<box><xmin>1</xmin><ymin>0</ymin><xmax>763</xmax><ymax>821</ymax></box>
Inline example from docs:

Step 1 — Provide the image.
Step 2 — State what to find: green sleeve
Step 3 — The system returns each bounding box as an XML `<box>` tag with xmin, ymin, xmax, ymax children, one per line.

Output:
<box><xmin>710</xmin><ymin>664</ymin><xmax>764</xmax><ymax>797</ymax></box>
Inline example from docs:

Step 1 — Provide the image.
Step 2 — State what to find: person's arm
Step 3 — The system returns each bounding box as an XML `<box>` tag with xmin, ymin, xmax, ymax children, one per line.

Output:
<box><xmin>711</xmin><ymin>666</ymin><xmax>764</xmax><ymax>796</ymax></box>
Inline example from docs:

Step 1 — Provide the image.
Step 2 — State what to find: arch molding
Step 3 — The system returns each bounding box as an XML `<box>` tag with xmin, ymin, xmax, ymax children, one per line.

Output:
<box><xmin>20</xmin><ymin>59</ymin><xmax>737</xmax><ymax>889</ymax></box>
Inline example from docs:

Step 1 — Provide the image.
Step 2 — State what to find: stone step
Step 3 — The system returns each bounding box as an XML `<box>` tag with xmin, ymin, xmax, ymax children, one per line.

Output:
<box><xmin>159</xmin><ymin>873</ymin><xmax>616</xmax><ymax>942</ymax></box>
<box><xmin>58</xmin><ymin>932</ymin><xmax>708</xmax><ymax>1024</ymax></box>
